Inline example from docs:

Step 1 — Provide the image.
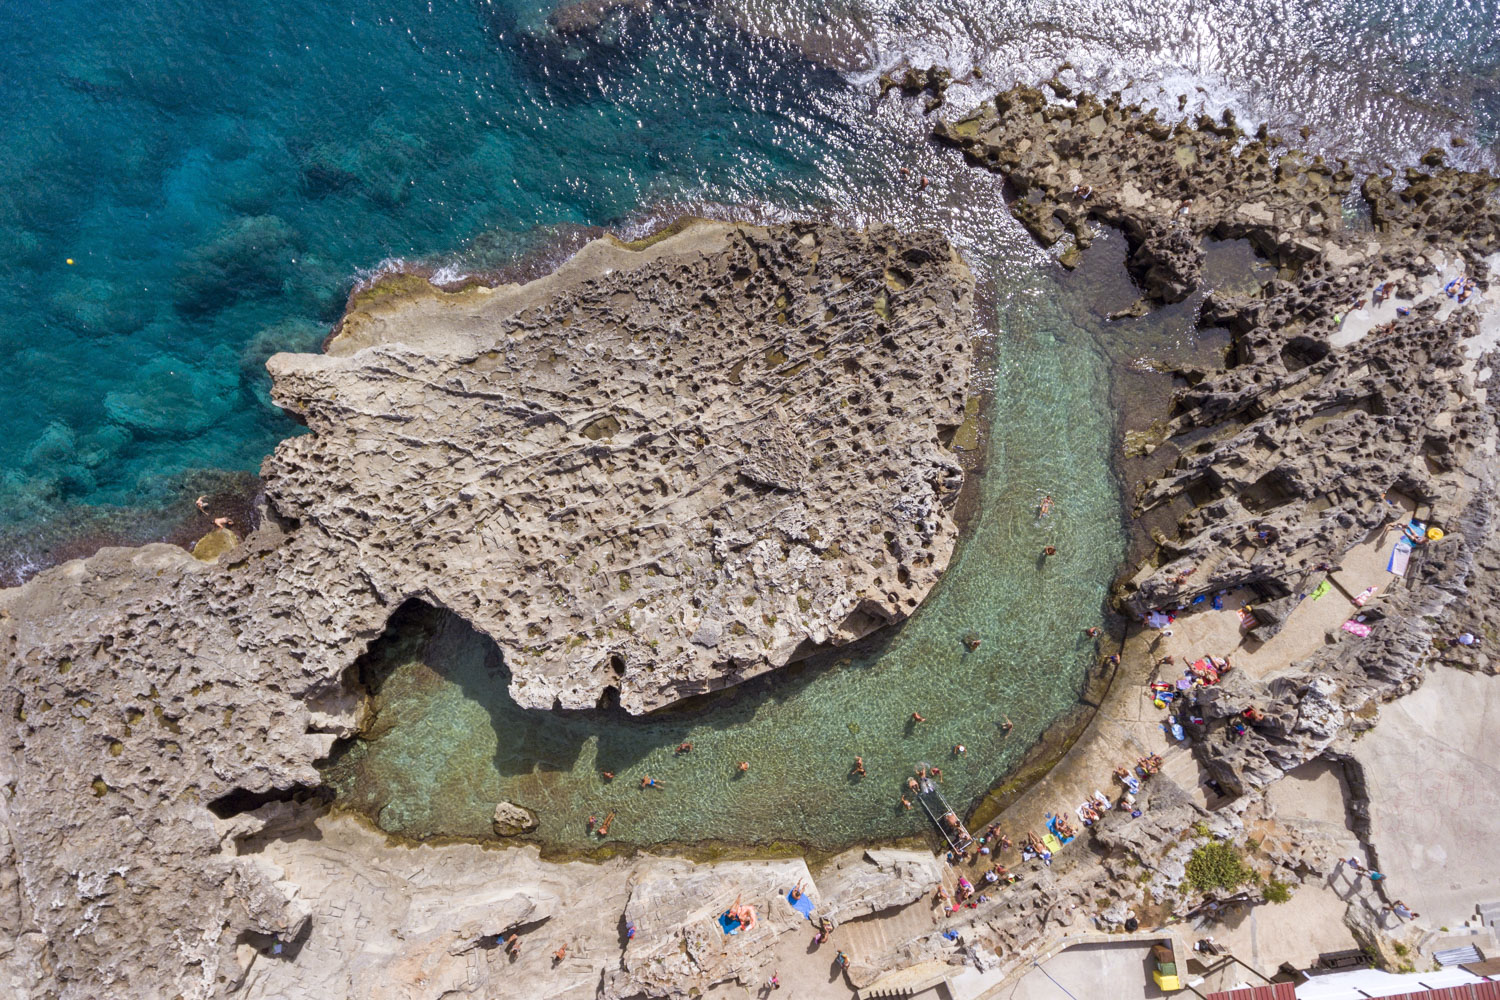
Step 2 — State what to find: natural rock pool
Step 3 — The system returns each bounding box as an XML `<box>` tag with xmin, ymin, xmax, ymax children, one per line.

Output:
<box><xmin>322</xmin><ymin>250</ymin><xmax>1133</xmax><ymax>850</ymax></box>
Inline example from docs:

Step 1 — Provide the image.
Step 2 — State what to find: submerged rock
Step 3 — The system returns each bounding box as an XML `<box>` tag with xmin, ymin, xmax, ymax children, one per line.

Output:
<box><xmin>492</xmin><ymin>800</ymin><xmax>539</xmax><ymax>836</ymax></box>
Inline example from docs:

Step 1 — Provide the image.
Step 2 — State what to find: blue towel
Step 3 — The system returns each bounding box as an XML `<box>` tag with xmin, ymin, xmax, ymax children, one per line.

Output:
<box><xmin>787</xmin><ymin>892</ymin><xmax>816</xmax><ymax>919</ymax></box>
<box><xmin>1192</xmin><ymin>594</ymin><xmax>1206</xmax><ymax>605</ymax></box>
<box><xmin>718</xmin><ymin>912</ymin><xmax>741</xmax><ymax>935</ymax></box>
<box><xmin>1046</xmin><ymin>815</ymin><xmax>1076</xmax><ymax>845</ymax></box>
<box><xmin>1212</xmin><ymin>593</ymin><xmax>1224</xmax><ymax>610</ymax></box>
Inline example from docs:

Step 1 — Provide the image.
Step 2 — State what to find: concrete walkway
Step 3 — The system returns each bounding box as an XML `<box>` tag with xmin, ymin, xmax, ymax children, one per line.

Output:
<box><xmin>1355</xmin><ymin>665</ymin><xmax>1500</xmax><ymax>931</ymax></box>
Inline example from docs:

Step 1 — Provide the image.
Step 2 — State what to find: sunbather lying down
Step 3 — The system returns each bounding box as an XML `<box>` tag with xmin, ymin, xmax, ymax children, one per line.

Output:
<box><xmin>726</xmin><ymin>895</ymin><xmax>758</xmax><ymax>932</ymax></box>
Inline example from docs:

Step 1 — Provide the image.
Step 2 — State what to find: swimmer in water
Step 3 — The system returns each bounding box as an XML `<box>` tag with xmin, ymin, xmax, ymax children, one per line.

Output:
<box><xmin>1039</xmin><ymin>496</ymin><xmax>1053</xmax><ymax>516</ymax></box>
<box><xmin>852</xmin><ymin>756</ymin><xmax>865</xmax><ymax>776</ymax></box>
<box><xmin>911</xmin><ymin>711</ymin><xmax>926</xmax><ymax>723</ymax></box>
<box><xmin>1001</xmin><ymin>716</ymin><xmax>1014</xmax><ymax>735</ymax></box>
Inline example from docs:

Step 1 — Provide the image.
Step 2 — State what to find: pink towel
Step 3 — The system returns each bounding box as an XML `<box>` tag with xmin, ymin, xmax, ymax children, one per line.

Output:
<box><xmin>1341</xmin><ymin>620</ymin><xmax>1372</xmax><ymax>638</ymax></box>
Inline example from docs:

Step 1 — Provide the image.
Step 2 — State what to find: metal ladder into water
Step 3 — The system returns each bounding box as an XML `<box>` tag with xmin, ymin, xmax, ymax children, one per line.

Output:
<box><xmin>914</xmin><ymin>774</ymin><xmax>974</xmax><ymax>854</ymax></box>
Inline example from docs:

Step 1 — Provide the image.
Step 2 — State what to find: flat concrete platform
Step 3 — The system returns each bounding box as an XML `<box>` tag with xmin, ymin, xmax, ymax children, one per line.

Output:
<box><xmin>1355</xmin><ymin>665</ymin><xmax>1500</xmax><ymax>929</ymax></box>
<box><xmin>999</xmin><ymin>941</ymin><xmax>1168</xmax><ymax>1000</ymax></box>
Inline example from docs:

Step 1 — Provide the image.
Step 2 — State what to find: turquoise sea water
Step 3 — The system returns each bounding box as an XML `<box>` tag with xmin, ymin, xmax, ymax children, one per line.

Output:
<box><xmin>4</xmin><ymin>0</ymin><xmax>1497</xmax><ymax>846</ymax></box>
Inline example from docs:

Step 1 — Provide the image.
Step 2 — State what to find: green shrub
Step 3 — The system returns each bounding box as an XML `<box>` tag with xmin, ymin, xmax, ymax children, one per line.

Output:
<box><xmin>1262</xmin><ymin>878</ymin><xmax>1293</xmax><ymax>904</ymax></box>
<box><xmin>1186</xmin><ymin>841</ymin><xmax>1253</xmax><ymax>893</ymax></box>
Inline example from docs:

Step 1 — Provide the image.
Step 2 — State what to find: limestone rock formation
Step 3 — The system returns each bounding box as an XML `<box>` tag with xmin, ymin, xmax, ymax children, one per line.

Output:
<box><xmin>937</xmin><ymin>84</ymin><xmax>1500</xmax><ymax>628</ymax></box>
<box><xmin>817</xmin><ymin>848</ymin><xmax>943</xmax><ymax>922</ymax></box>
<box><xmin>0</xmin><ymin>220</ymin><xmax>972</xmax><ymax>1000</ymax></box>
<box><xmin>611</xmin><ymin>858</ymin><xmax>811</xmax><ymax>998</ymax></box>
<box><xmin>936</xmin><ymin>85</ymin><xmax>1361</xmax><ymax>299</ymax></box>
<box><xmin>271</xmin><ymin>220</ymin><xmax>973</xmax><ymax>713</ymax></box>
<box><xmin>492</xmin><ymin>801</ymin><xmax>539</xmax><ymax>836</ymax></box>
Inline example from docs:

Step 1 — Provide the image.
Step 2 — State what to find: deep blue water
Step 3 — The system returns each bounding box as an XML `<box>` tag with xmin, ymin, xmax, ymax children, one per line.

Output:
<box><xmin>2</xmin><ymin>0</ymin><xmax>1497</xmax><ymax>578</ymax></box>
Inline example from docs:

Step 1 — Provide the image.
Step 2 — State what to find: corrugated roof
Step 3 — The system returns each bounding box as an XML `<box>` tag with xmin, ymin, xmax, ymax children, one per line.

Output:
<box><xmin>1206</xmin><ymin>985</ymin><xmax>1297</xmax><ymax>1000</ymax></box>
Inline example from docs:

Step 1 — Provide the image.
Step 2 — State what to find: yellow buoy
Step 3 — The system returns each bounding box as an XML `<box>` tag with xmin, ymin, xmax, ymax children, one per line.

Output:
<box><xmin>65</xmin><ymin>258</ymin><xmax>74</xmax><ymax>265</ymax></box>
<box><xmin>1427</xmin><ymin>527</ymin><xmax>1445</xmax><ymax>541</ymax></box>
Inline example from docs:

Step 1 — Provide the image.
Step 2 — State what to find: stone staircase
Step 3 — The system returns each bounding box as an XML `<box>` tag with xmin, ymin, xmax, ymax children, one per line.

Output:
<box><xmin>837</xmin><ymin>895</ymin><xmax>943</xmax><ymax>971</ymax></box>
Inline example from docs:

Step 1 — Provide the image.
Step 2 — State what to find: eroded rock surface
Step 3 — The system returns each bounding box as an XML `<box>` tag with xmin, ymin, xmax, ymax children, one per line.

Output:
<box><xmin>0</xmin><ymin>220</ymin><xmax>972</xmax><ymax>1000</ymax></box>
<box><xmin>271</xmin><ymin>220</ymin><xmax>973</xmax><ymax>713</ymax></box>
<box><xmin>938</xmin><ymin>84</ymin><xmax>1500</xmax><ymax>629</ymax></box>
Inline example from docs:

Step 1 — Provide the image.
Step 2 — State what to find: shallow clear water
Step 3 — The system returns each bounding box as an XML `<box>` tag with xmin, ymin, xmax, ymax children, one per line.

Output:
<box><xmin>5</xmin><ymin>0</ymin><xmax>1498</xmax><ymax>847</ymax></box>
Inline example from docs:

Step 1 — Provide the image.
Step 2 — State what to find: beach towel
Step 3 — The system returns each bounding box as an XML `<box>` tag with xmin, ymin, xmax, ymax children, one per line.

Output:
<box><xmin>1237</xmin><ymin>607</ymin><xmax>1257</xmax><ymax>629</ymax></box>
<box><xmin>1387</xmin><ymin>537</ymin><xmax>1412</xmax><ymax>576</ymax></box>
<box><xmin>1341</xmin><ymin>620</ymin><xmax>1372</xmax><ymax>638</ymax></box>
<box><xmin>718</xmin><ymin>912</ymin><xmax>742</xmax><ymax>935</ymax></box>
<box><xmin>786</xmin><ymin>892</ymin><xmax>816</xmax><ymax>919</ymax></box>
<box><xmin>1310</xmin><ymin>579</ymin><xmax>1332</xmax><ymax>600</ymax></box>
<box><xmin>1046</xmin><ymin>816</ymin><xmax>1075</xmax><ymax>845</ymax></box>
<box><xmin>1353</xmin><ymin>585</ymin><xmax>1378</xmax><ymax>607</ymax></box>
<box><xmin>1146</xmin><ymin>611</ymin><xmax>1171</xmax><ymax>630</ymax></box>
<box><xmin>1042</xmin><ymin>832</ymin><xmax>1064</xmax><ymax>853</ymax></box>
<box><xmin>1212</xmin><ymin>592</ymin><xmax>1225</xmax><ymax>610</ymax></box>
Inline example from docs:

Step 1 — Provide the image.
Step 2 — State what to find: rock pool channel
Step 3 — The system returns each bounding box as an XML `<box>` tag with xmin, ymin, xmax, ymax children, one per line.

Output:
<box><xmin>321</xmin><ymin>241</ymin><xmax>1146</xmax><ymax>852</ymax></box>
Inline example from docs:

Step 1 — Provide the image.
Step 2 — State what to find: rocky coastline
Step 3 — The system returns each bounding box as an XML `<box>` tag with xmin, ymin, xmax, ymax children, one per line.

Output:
<box><xmin>0</xmin><ymin>219</ymin><xmax>975</xmax><ymax>998</ymax></box>
<box><xmin>3</xmin><ymin>78</ymin><xmax>1499</xmax><ymax>1000</ymax></box>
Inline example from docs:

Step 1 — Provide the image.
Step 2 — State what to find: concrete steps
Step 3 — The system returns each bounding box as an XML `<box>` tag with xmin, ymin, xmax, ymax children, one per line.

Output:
<box><xmin>1477</xmin><ymin>900</ymin><xmax>1500</xmax><ymax>930</ymax></box>
<box><xmin>838</xmin><ymin>896</ymin><xmax>939</xmax><ymax>966</ymax></box>
<box><xmin>1436</xmin><ymin>944</ymin><xmax>1483</xmax><ymax>966</ymax></box>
